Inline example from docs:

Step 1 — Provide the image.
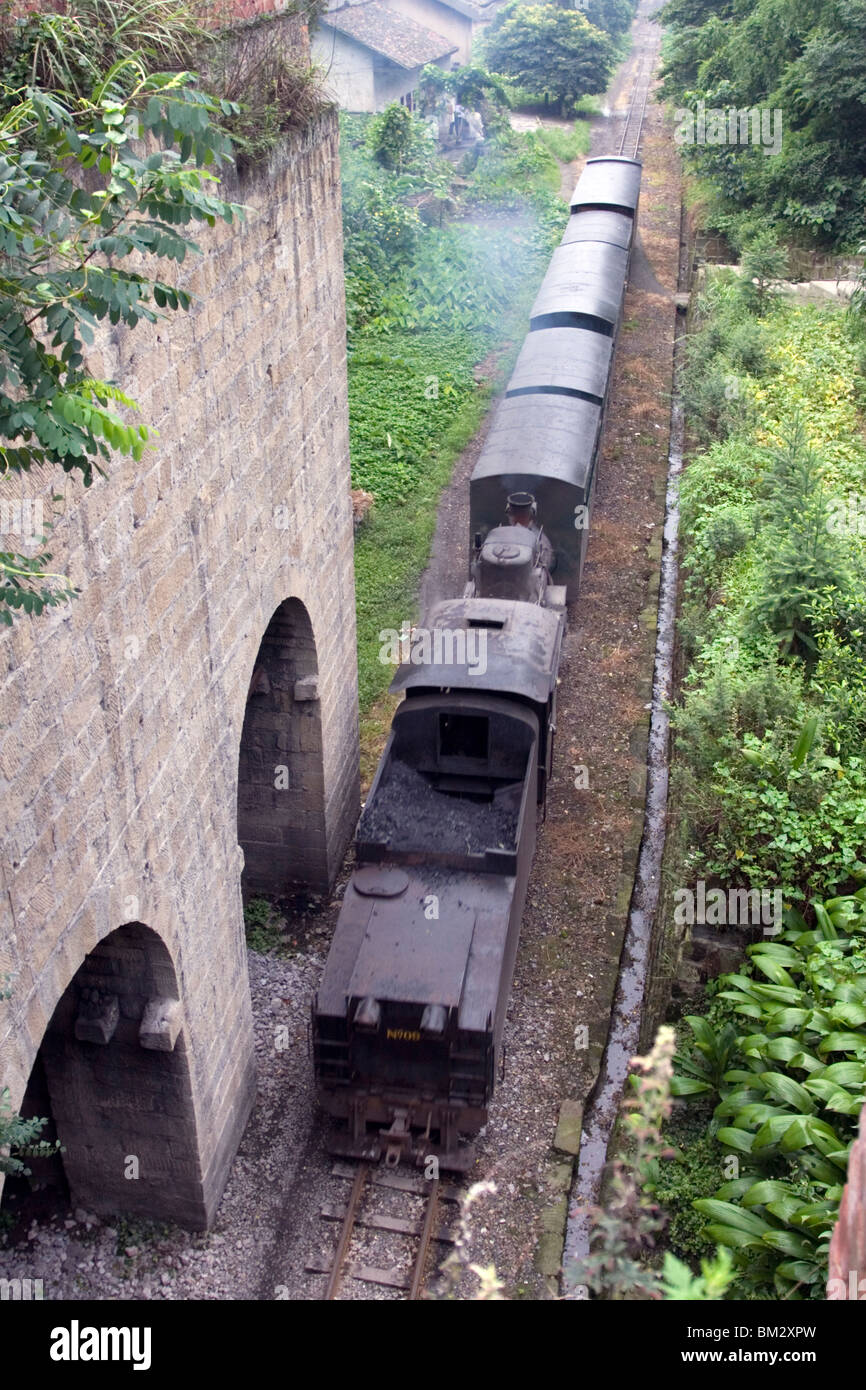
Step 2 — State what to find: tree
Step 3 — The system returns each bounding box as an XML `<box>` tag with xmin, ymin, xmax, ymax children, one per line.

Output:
<box><xmin>746</xmin><ymin>416</ymin><xmax>852</xmax><ymax>660</ymax></box>
<box><xmin>418</xmin><ymin>61</ymin><xmax>511</xmax><ymax>113</ymax></box>
<box><xmin>0</xmin><ymin>64</ymin><xmax>242</xmax><ymax>623</ymax></box>
<box><xmin>738</xmin><ymin>230</ymin><xmax>788</xmax><ymax>313</ymax></box>
<box><xmin>579</xmin><ymin>0</ymin><xmax>637</xmax><ymax>41</ymax></box>
<box><xmin>485</xmin><ymin>3</ymin><xmax>616</xmax><ymax>115</ymax></box>
<box><xmin>655</xmin><ymin>0</ymin><xmax>866</xmax><ymax>247</ymax></box>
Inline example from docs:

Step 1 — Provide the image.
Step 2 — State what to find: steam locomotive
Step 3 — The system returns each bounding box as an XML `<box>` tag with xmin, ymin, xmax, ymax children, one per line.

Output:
<box><xmin>312</xmin><ymin>157</ymin><xmax>642</xmax><ymax>1169</ymax></box>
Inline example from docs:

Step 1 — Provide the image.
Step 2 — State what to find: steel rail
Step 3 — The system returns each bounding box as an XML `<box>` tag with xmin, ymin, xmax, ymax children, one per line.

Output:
<box><xmin>630</xmin><ymin>58</ymin><xmax>653</xmax><ymax>160</ymax></box>
<box><xmin>616</xmin><ymin>56</ymin><xmax>644</xmax><ymax>157</ymax></box>
<box><xmin>408</xmin><ymin>1179</ymin><xmax>440</xmax><ymax>1301</ymax></box>
<box><xmin>324</xmin><ymin>1161</ymin><xmax>369</xmax><ymax>1300</ymax></box>
<box><xmin>616</xmin><ymin>54</ymin><xmax>653</xmax><ymax>160</ymax></box>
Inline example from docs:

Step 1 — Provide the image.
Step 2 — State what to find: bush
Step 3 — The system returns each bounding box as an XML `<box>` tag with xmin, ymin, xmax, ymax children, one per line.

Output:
<box><xmin>206</xmin><ymin>25</ymin><xmax>327</xmax><ymax>172</ymax></box>
<box><xmin>368</xmin><ymin>102</ymin><xmax>416</xmax><ymax>170</ymax></box>
<box><xmin>666</xmin><ymin>890</ymin><xmax>866</xmax><ymax>1299</ymax></box>
<box><xmin>673</xmin><ymin>289</ymin><xmax>866</xmax><ymax>904</ymax></box>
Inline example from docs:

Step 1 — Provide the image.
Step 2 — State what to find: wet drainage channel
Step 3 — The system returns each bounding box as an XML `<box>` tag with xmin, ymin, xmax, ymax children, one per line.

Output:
<box><xmin>561</xmin><ymin>222</ymin><xmax>691</xmax><ymax>1294</ymax></box>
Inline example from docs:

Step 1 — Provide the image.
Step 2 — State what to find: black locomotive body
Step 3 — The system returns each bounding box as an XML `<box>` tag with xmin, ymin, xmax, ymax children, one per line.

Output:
<box><xmin>312</xmin><ymin>157</ymin><xmax>642</xmax><ymax>1168</ymax></box>
<box><xmin>313</xmin><ymin>600</ymin><xmax>563</xmax><ymax>1168</ymax></box>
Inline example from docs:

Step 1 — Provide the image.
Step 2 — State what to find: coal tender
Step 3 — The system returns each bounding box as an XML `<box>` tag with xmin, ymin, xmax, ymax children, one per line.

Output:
<box><xmin>312</xmin><ymin>157</ymin><xmax>640</xmax><ymax>1169</ymax></box>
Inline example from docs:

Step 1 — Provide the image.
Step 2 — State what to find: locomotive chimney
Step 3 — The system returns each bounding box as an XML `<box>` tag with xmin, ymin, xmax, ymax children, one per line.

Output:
<box><xmin>506</xmin><ymin>491</ymin><xmax>536</xmax><ymax>527</ymax></box>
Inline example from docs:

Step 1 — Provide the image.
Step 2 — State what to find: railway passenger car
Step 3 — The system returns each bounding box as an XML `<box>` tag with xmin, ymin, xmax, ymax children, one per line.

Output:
<box><xmin>468</xmin><ymin>156</ymin><xmax>641</xmax><ymax>598</ymax></box>
<box><xmin>312</xmin><ymin>600</ymin><xmax>564</xmax><ymax>1169</ymax></box>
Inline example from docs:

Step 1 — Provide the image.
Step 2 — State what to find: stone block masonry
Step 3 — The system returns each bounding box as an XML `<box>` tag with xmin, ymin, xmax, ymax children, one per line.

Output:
<box><xmin>0</xmin><ymin>46</ymin><xmax>360</xmax><ymax>1227</ymax></box>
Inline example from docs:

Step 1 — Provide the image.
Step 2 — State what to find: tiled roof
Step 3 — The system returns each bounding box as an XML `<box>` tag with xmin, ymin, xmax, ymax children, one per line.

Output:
<box><xmin>430</xmin><ymin>0</ymin><xmax>481</xmax><ymax>18</ymax></box>
<box><xmin>432</xmin><ymin>0</ymin><xmax>496</xmax><ymax>16</ymax></box>
<box><xmin>320</xmin><ymin>2</ymin><xmax>457</xmax><ymax>69</ymax></box>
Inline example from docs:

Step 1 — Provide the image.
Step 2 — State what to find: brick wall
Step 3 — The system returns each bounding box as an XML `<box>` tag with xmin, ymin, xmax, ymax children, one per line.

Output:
<box><xmin>0</xmin><ymin>35</ymin><xmax>359</xmax><ymax>1226</ymax></box>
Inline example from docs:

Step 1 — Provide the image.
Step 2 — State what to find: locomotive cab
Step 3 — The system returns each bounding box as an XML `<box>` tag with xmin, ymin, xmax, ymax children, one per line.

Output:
<box><xmin>391</xmin><ymin>597</ymin><xmax>564</xmax><ymax>807</ymax></box>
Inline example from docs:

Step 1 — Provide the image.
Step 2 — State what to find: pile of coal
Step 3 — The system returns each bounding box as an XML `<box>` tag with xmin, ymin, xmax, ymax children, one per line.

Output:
<box><xmin>359</xmin><ymin>758</ymin><xmax>518</xmax><ymax>855</ymax></box>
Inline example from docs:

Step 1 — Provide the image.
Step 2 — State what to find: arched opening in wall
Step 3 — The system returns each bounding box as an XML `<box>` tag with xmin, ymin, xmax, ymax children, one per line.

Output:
<box><xmin>1</xmin><ymin>923</ymin><xmax>208</xmax><ymax>1231</ymax></box>
<box><xmin>237</xmin><ymin>597</ymin><xmax>328</xmax><ymax>896</ymax></box>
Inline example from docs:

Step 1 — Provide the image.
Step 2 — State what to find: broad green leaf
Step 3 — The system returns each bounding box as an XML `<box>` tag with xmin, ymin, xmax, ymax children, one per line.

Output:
<box><xmin>742</xmin><ymin>1180</ymin><xmax>797</xmax><ymax>1207</ymax></box>
<box><xmin>818</xmin><ymin>1061</ymin><xmax>866</xmax><ymax>1086</ymax></box>
<box><xmin>751</xmin><ymin>956</ymin><xmax>795</xmax><ymax>986</ymax></box>
<box><xmin>730</xmin><ymin>1102</ymin><xmax>780</xmax><ymax>1126</ymax></box>
<box><xmin>766</xmin><ymin>1195</ymin><xmax>812</xmax><ymax>1224</ymax></box>
<box><xmin>694</xmin><ymin>1200</ymin><xmax>774</xmax><ymax>1236</ymax></box>
<box><xmin>716</xmin><ymin>1126</ymin><xmax>755</xmax><ymax>1153</ymax></box>
<box><xmin>804</xmin><ymin>1079</ymin><xmax>854</xmax><ymax>1109</ymax></box>
<box><xmin>765</xmin><ymin>1008</ymin><xmax>810</xmax><ymax>1033</ymax></box>
<box><xmin>760</xmin><ymin>1072</ymin><xmax>816</xmax><ymax>1113</ymax></box>
<box><xmin>670</xmin><ymin>1076</ymin><xmax>713</xmax><ymax>1097</ymax></box>
<box><xmin>704</xmin><ymin>1224</ymin><xmax>763</xmax><ymax>1251</ymax></box>
<box><xmin>764</xmin><ymin>1036</ymin><xmax>813</xmax><ymax>1065</ymax></box>
<box><xmin>714</xmin><ymin>1178</ymin><xmax>755</xmax><ymax>1201</ymax></box>
<box><xmin>818</xmin><ymin>1031</ymin><xmax>866</xmax><ymax>1056</ymax></box>
<box><xmin>684</xmin><ymin>1016</ymin><xmax>720</xmax><ymax>1053</ymax></box>
<box><xmin>791</xmin><ymin>715</ymin><xmax>819</xmax><ymax>770</ymax></box>
<box><xmin>752</xmin><ymin>1114</ymin><xmax>803</xmax><ymax>1150</ymax></box>
<box><xmin>761</xmin><ymin>1230</ymin><xmax>814</xmax><ymax>1258</ymax></box>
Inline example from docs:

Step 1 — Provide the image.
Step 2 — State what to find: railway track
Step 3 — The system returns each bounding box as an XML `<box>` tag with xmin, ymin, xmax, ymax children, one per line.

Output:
<box><xmin>306</xmin><ymin>1162</ymin><xmax>461</xmax><ymax>1300</ymax></box>
<box><xmin>616</xmin><ymin>53</ymin><xmax>654</xmax><ymax>161</ymax></box>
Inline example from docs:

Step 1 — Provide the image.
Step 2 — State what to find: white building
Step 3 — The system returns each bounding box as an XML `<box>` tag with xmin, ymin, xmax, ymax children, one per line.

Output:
<box><xmin>313</xmin><ymin>1</ymin><xmax>458</xmax><ymax>112</ymax></box>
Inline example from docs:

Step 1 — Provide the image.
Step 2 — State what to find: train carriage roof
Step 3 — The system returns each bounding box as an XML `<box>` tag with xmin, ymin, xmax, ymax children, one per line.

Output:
<box><xmin>530</xmin><ymin>240</ymin><xmax>629</xmax><ymax>331</ymax></box>
<box><xmin>470</xmin><ymin>392</ymin><xmax>602</xmax><ymax>491</ymax></box>
<box><xmin>569</xmin><ymin>156</ymin><xmax>642</xmax><ymax>216</ymax></box>
<box><xmin>390</xmin><ymin>597</ymin><xmax>564</xmax><ymax>706</ymax></box>
<box><xmin>561</xmin><ymin>208</ymin><xmax>634</xmax><ymax>250</ymax></box>
<box><xmin>505</xmin><ymin>326</ymin><xmax>613</xmax><ymax>403</ymax></box>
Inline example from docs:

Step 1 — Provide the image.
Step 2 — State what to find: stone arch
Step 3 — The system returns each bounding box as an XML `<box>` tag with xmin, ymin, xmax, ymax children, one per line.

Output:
<box><xmin>236</xmin><ymin>595</ymin><xmax>329</xmax><ymax>895</ymax></box>
<box><xmin>9</xmin><ymin>922</ymin><xmax>208</xmax><ymax>1229</ymax></box>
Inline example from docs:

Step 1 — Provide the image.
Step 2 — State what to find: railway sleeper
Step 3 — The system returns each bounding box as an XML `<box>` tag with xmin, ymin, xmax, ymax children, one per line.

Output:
<box><xmin>320</xmin><ymin>1202</ymin><xmax>456</xmax><ymax>1243</ymax></box>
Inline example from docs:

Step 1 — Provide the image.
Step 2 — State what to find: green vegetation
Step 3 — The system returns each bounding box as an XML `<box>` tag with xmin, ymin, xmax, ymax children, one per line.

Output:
<box><xmin>0</xmin><ymin>0</ymin><xmax>209</xmax><ymax>97</ymax></box>
<box><xmin>340</xmin><ymin>101</ymin><xmax>570</xmax><ymax>712</ymax></box>
<box><xmin>659</xmin><ymin>887</ymin><xmax>866</xmax><ymax>1298</ymax></box>
<box><xmin>673</xmin><ymin>274</ymin><xmax>866</xmax><ymax>905</ymax></box>
<box><xmin>569</xmin><ymin>1026</ymin><xmax>735</xmax><ymax>1301</ymax></box>
<box><xmin>655</xmin><ymin>0</ymin><xmax>866</xmax><ymax>248</ymax></box>
<box><xmin>0</xmin><ymin>0</ymin><xmax>331</xmax><ymax>626</ymax></box>
<box><xmin>0</xmin><ymin>1087</ymin><xmax>57</xmax><ymax>1178</ymax></box>
<box><xmin>0</xmin><ymin>979</ymin><xmax>58</xmax><ymax>1177</ymax></box>
<box><xmin>242</xmin><ymin>896</ymin><xmax>290</xmax><ymax>955</ymax></box>
<box><xmin>0</xmin><ymin>70</ymin><xmax>241</xmax><ymax>623</ymax></box>
<box><xmin>652</xmin><ymin>263</ymin><xmax>866</xmax><ymax>1298</ymax></box>
<box><xmin>534</xmin><ymin>119</ymin><xmax>592</xmax><ymax>165</ymax></box>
